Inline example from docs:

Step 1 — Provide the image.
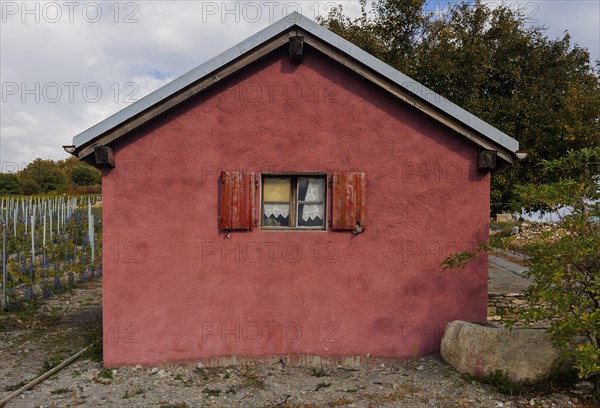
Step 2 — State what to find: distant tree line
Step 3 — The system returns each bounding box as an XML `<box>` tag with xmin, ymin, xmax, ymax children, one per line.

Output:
<box><xmin>0</xmin><ymin>157</ymin><xmax>101</xmax><ymax>195</ymax></box>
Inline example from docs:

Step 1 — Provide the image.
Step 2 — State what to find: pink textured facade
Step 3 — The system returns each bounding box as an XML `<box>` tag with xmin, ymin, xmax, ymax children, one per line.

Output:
<box><xmin>102</xmin><ymin>48</ymin><xmax>489</xmax><ymax>367</ymax></box>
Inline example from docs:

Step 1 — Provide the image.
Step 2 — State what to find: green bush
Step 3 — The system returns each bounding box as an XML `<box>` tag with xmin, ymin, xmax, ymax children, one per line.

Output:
<box><xmin>443</xmin><ymin>147</ymin><xmax>600</xmax><ymax>399</ymax></box>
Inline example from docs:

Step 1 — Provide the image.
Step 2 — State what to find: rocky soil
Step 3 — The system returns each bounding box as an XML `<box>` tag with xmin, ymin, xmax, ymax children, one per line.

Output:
<box><xmin>492</xmin><ymin>221</ymin><xmax>566</xmax><ymax>256</ymax></box>
<box><xmin>0</xmin><ymin>277</ymin><xmax>595</xmax><ymax>408</ymax></box>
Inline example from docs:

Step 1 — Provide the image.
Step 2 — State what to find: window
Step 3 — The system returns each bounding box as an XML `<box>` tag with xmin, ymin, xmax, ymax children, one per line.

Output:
<box><xmin>262</xmin><ymin>175</ymin><xmax>326</xmax><ymax>229</ymax></box>
<box><xmin>219</xmin><ymin>171</ymin><xmax>365</xmax><ymax>232</ymax></box>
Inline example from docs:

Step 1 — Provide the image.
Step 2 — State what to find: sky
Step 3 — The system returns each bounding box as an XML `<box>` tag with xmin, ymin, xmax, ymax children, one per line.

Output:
<box><xmin>1</xmin><ymin>0</ymin><xmax>599</xmax><ymax>171</ymax></box>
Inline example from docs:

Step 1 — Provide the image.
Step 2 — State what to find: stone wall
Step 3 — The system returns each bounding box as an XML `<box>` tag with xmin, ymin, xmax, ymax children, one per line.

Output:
<box><xmin>487</xmin><ymin>292</ymin><xmax>529</xmax><ymax>324</ymax></box>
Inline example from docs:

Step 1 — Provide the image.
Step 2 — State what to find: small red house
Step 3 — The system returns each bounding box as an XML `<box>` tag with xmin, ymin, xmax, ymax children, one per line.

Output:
<box><xmin>69</xmin><ymin>13</ymin><xmax>519</xmax><ymax>367</ymax></box>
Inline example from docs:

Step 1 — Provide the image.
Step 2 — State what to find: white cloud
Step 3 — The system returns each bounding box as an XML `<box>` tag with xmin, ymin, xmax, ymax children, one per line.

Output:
<box><xmin>1</xmin><ymin>1</ymin><xmax>597</xmax><ymax>168</ymax></box>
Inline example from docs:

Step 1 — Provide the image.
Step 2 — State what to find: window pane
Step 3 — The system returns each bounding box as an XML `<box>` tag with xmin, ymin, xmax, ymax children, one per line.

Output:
<box><xmin>298</xmin><ymin>178</ymin><xmax>324</xmax><ymax>202</ymax></box>
<box><xmin>263</xmin><ymin>177</ymin><xmax>291</xmax><ymax>202</ymax></box>
<box><xmin>298</xmin><ymin>204</ymin><xmax>324</xmax><ymax>227</ymax></box>
<box><xmin>263</xmin><ymin>203</ymin><xmax>290</xmax><ymax>227</ymax></box>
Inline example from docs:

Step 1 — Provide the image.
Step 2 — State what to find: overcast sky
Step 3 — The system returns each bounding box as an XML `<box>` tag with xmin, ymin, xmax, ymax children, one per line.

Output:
<box><xmin>1</xmin><ymin>1</ymin><xmax>598</xmax><ymax>171</ymax></box>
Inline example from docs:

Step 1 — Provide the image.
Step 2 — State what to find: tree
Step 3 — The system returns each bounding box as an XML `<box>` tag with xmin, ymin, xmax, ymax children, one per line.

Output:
<box><xmin>443</xmin><ymin>147</ymin><xmax>600</xmax><ymax>397</ymax></box>
<box><xmin>71</xmin><ymin>166</ymin><xmax>101</xmax><ymax>186</ymax></box>
<box><xmin>0</xmin><ymin>173</ymin><xmax>20</xmax><ymax>194</ymax></box>
<box><xmin>4</xmin><ymin>157</ymin><xmax>102</xmax><ymax>195</ymax></box>
<box><xmin>57</xmin><ymin>156</ymin><xmax>101</xmax><ymax>187</ymax></box>
<box><xmin>514</xmin><ymin>148</ymin><xmax>599</xmax><ymax>395</ymax></box>
<box><xmin>17</xmin><ymin>158</ymin><xmax>67</xmax><ymax>194</ymax></box>
<box><xmin>319</xmin><ymin>0</ymin><xmax>600</xmax><ymax>213</ymax></box>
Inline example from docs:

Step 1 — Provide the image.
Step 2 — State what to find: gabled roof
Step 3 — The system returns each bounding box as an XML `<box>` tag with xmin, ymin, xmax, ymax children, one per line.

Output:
<box><xmin>70</xmin><ymin>12</ymin><xmax>519</xmax><ymax>165</ymax></box>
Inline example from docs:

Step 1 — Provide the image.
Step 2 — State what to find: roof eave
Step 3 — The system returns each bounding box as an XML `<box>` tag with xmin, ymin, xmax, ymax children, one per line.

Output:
<box><xmin>71</xmin><ymin>11</ymin><xmax>519</xmax><ymax>167</ymax></box>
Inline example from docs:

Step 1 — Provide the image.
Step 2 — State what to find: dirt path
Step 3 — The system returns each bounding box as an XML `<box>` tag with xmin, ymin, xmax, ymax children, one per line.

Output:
<box><xmin>488</xmin><ymin>254</ymin><xmax>532</xmax><ymax>294</ymax></box>
<box><xmin>0</xmin><ymin>278</ymin><xmax>592</xmax><ymax>408</ymax></box>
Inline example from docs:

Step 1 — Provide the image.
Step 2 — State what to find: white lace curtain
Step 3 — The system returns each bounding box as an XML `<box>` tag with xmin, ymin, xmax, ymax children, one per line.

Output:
<box><xmin>301</xmin><ymin>178</ymin><xmax>324</xmax><ymax>221</ymax></box>
<box><xmin>264</xmin><ymin>203</ymin><xmax>289</xmax><ymax>218</ymax></box>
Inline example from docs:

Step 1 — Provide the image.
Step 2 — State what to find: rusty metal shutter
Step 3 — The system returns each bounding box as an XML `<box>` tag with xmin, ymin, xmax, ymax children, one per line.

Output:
<box><xmin>219</xmin><ymin>172</ymin><xmax>256</xmax><ymax>230</ymax></box>
<box><xmin>331</xmin><ymin>172</ymin><xmax>366</xmax><ymax>230</ymax></box>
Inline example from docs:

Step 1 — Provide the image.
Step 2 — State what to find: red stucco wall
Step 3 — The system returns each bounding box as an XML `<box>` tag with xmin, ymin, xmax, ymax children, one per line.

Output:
<box><xmin>102</xmin><ymin>46</ymin><xmax>490</xmax><ymax>367</ymax></box>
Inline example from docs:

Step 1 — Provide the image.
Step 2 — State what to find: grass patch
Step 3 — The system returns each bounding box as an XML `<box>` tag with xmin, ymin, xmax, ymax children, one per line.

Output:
<box><xmin>311</xmin><ymin>367</ymin><xmax>329</xmax><ymax>377</ymax></box>
<box><xmin>3</xmin><ymin>298</ymin><xmax>42</xmax><ymax>315</ymax></box>
<box><xmin>40</xmin><ymin>353</ymin><xmax>64</xmax><ymax>375</ymax></box>
<box><xmin>173</xmin><ymin>372</ymin><xmax>193</xmax><ymax>387</ymax></box>
<box><xmin>240</xmin><ymin>367</ymin><xmax>266</xmax><ymax>390</ymax></box>
<box><xmin>224</xmin><ymin>369</ymin><xmax>266</xmax><ymax>395</ymax></box>
<box><xmin>464</xmin><ymin>370</ymin><xmax>522</xmax><ymax>395</ymax></box>
<box><xmin>469</xmin><ymin>368</ymin><xmax>582</xmax><ymax>399</ymax></box>
<box><xmin>5</xmin><ymin>379</ymin><xmax>30</xmax><ymax>392</ymax></box>
<box><xmin>81</xmin><ymin>341</ymin><xmax>102</xmax><ymax>362</ymax></box>
<box><xmin>202</xmin><ymin>388</ymin><xmax>221</xmax><ymax>397</ymax></box>
<box><xmin>2</xmin><ymin>301</ymin><xmax>61</xmax><ymax>331</ymax></box>
<box><xmin>123</xmin><ymin>387</ymin><xmax>145</xmax><ymax>399</ymax></box>
<box><xmin>98</xmin><ymin>368</ymin><xmax>113</xmax><ymax>379</ymax></box>
<box><xmin>81</xmin><ymin>323</ymin><xmax>103</xmax><ymax>362</ymax></box>
<box><xmin>315</xmin><ymin>382</ymin><xmax>332</xmax><ymax>391</ymax></box>
<box><xmin>530</xmin><ymin>368</ymin><xmax>580</xmax><ymax>392</ymax></box>
<box><xmin>50</xmin><ymin>387</ymin><xmax>72</xmax><ymax>395</ymax></box>
<box><xmin>194</xmin><ymin>366</ymin><xmax>209</xmax><ymax>381</ymax></box>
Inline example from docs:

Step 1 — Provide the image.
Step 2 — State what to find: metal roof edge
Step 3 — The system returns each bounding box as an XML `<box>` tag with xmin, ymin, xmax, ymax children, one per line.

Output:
<box><xmin>72</xmin><ymin>14</ymin><xmax>300</xmax><ymax>147</ymax></box>
<box><xmin>72</xmin><ymin>11</ymin><xmax>519</xmax><ymax>156</ymax></box>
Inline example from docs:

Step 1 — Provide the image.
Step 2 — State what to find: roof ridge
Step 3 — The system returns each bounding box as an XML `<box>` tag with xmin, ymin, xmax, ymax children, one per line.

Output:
<box><xmin>72</xmin><ymin>11</ymin><xmax>519</xmax><ymax>160</ymax></box>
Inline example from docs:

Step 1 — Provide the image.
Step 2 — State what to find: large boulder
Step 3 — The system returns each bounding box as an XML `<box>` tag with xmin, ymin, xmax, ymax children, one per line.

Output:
<box><xmin>441</xmin><ymin>320</ymin><xmax>569</xmax><ymax>383</ymax></box>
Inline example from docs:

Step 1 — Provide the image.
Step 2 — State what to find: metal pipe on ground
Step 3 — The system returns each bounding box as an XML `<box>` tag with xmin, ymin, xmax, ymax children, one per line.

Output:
<box><xmin>0</xmin><ymin>342</ymin><xmax>96</xmax><ymax>407</ymax></box>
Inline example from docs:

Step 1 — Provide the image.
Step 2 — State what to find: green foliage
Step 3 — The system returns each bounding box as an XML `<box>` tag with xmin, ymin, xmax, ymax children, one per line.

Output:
<box><xmin>81</xmin><ymin>326</ymin><xmax>103</xmax><ymax>362</ymax></box>
<box><xmin>122</xmin><ymin>387</ymin><xmax>145</xmax><ymax>399</ymax></box>
<box><xmin>202</xmin><ymin>388</ymin><xmax>221</xmax><ymax>397</ymax></box>
<box><xmin>71</xmin><ymin>166</ymin><xmax>101</xmax><ymax>186</ymax></box>
<box><xmin>0</xmin><ymin>156</ymin><xmax>101</xmax><ymax>196</ymax></box>
<box><xmin>315</xmin><ymin>382</ymin><xmax>332</xmax><ymax>391</ymax></box>
<box><xmin>50</xmin><ymin>387</ymin><xmax>72</xmax><ymax>395</ymax></box>
<box><xmin>512</xmin><ymin>148</ymin><xmax>600</xmax><ymax>385</ymax></box>
<box><xmin>0</xmin><ymin>195</ymin><xmax>102</xmax><ymax>310</ymax></box>
<box><xmin>0</xmin><ymin>173</ymin><xmax>20</xmax><ymax>194</ymax></box>
<box><xmin>319</xmin><ymin>0</ymin><xmax>600</xmax><ymax>212</ymax></box>
<box><xmin>440</xmin><ymin>242</ymin><xmax>487</xmax><ymax>271</ymax></box>
<box><xmin>464</xmin><ymin>370</ymin><xmax>523</xmax><ymax>395</ymax></box>
<box><xmin>443</xmin><ymin>147</ymin><xmax>600</xmax><ymax>396</ymax></box>
<box><xmin>59</xmin><ymin>156</ymin><xmax>102</xmax><ymax>187</ymax></box>
<box><xmin>98</xmin><ymin>368</ymin><xmax>113</xmax><ymax>379</ymax></box>
<box><xmin>17</xmin><ymin>159</ymin><xmax>67</xmax><ymax>194</ymax></box>
<box><xmin>40</xmin><ymin>353</ymin><xmax>64</xmax><ymax>374</ymax></box>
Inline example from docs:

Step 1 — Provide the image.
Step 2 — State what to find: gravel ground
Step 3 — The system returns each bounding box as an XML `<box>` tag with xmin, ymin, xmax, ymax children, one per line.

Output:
<box><xmin>0</xmin><ymin>278</ymin><xmax>594</xmax><ymax>408</ymax></box>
